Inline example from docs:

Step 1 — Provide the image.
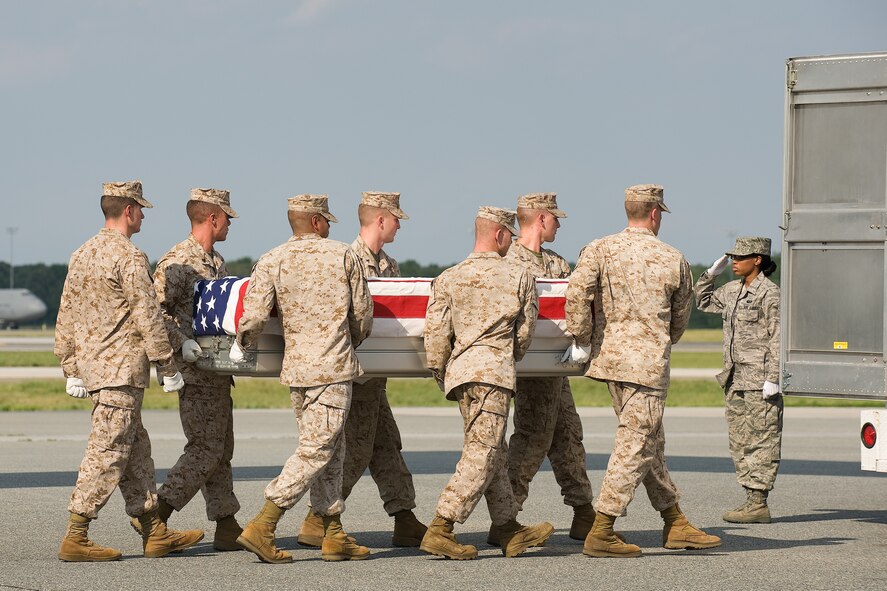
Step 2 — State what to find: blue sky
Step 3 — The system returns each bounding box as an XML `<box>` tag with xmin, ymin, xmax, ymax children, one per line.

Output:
<box><xmin>2</xmin><ymin>1</ymin><xmax>885</xmax><ymax>267</ymax></box>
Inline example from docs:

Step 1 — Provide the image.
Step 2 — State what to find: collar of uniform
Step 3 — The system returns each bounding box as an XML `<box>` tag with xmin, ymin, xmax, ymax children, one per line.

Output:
<box><xmin>514</xmin><ymin>241</ymin><xmax>543</xmax><ymax>259</ymax></box>
<box><xmin>468</xmin><ymin>251</ymin><xmax>503</xmax><ymax>259</ymax></box>
<box><xmin>186</xmin><ymin>233</ymin><xmax>221</xmax><ymax>267</ymax></box>
<box><xmin>745</xmin><ymin>272</ymin><xmax>766</xmax><ymax>295</ymax></box>
<box><xmin>622</xmin><ymin>227</ymin><xmax>655</xmax><ymax>236</ymax></box>
<box><xmin>352</xmin><ymin>235</ymin><xmax>380</xmax><ymax>264</ymax></box>
<box><xmin>99</xmin><ymin>227</ymin><xmax>131</xmax><ymax>243</ymax></box>
<box><xmin>289</xmin><ymin>233</ymin><xmax>322</xmax><ymax>241</ymax></box>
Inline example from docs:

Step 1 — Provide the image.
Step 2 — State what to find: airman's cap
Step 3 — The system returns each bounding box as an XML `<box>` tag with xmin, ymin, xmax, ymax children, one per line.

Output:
<box><xmin>517</xmin><ymin>193</ymin><xmax>567</xmax><ymax>218</ymax></box>
<box><xmin>361</xmin><ymin>191</ymin><xmax>409</xmax><ymax>219</ymax></box>
<box><xmin>625</xmin><ymin>183</ymin><xmax>669</xmax><ymax>213</ymax></box>
<box><xmin>477</xmin><ymin>206</ymin><xmax>519</xmax><ymax>237</ymax></box>
<box><xmin>726</xmin><ymin>236</ymin><xmax>771</xmax><ymax>257</ymax></box>
<box><xmin>288</xmin><ymin>194</ymin><xmax>338</xmax><ymax>223</ymax></box>
<box><xmin>190</xmin><ymin>188</ymin><xmax>238</xmax><ymax>218</ymax></box>
<box><xmin>102</xmin><ymin>180</ymin><xmax>153</xmax><ymax>208</ymax></box>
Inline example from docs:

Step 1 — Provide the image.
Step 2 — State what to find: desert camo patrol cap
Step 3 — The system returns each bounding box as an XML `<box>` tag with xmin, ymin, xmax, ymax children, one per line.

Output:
<box><xmin>288</xmin><ymin>194</ymin><xmax>338</xmax><ymax>223</ymax></box>
<box><xmin>624</xmin><ymin>183</ymin><xmax>670</xmax><ymax>213</ymax></box>
<box><xmin>361</xmin><ymin>191</ymin><xmax>409</xmax><ymax>220</ymax></box>
<box><xmin>726</xmin><ymin>236</ymin><xmax>771</xmax><ymax>257</ymax></box>
<box><xmin>517</xmin><ymin>193</ymin><xmax>567</xmax><ymax>218</ymax></box>
<box><xmin>190</xmin><ymin>188</ymin><xmax>238</xmax><ymax>218</ymax></box>
<box><xmin>477</xmin><ymin>206</ymin><xmax>519</xmax><ymax>237</ymax></box>
<box><xmin>102</xmin><ymin>180</ymin><xmax>153</xmax><ymax>208</ymax></box>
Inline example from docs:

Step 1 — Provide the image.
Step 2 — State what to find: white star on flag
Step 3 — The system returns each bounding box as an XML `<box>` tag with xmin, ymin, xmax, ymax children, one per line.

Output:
<box><xmin>219</xmin><ymin>280</ymin><xmax>229</xmax><ymax>294</ymax></box>
<box><xmin>200</xmin><ymin>315</ymin><xmax>208</xmax><ymax>330</ymax></box>
<box><xmin>193</xmin><ymin>282</ymin><xmax>200</xmax><ymax>294</ymax></box>
<box><xmin>192</xmin><ymin>319</ymin><xmax>197</xmax><ymax>332</ymax></box>
<box><xmin>207</xmin><ymin>296</ymin><xmax>216</xmax><ymax>311</ymax></box>
<box><xmin>212</xmin><ymin>316</ymin><xmax>220</xmax><ymax>331</ymax></box>
<box><xmin>206</xmin><ymin>280</ymin><xmax>215</xmax><ymax>290</ymax></box>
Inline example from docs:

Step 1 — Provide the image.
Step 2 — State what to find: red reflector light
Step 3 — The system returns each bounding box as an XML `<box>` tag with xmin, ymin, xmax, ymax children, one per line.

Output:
<box><xmin>862</xmin><ymin>423</ymin><xmax>877</xmax><ymax>449</ymax></box>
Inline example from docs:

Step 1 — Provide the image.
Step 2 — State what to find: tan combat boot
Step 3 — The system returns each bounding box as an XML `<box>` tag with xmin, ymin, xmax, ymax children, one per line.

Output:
<box><xmin>583</xmin><ymin>512</ymin><xmax>641</xmax><ymax>558</ymax></box>
<box><xmin>723</xmin><ymin>489</ymin><xmax>771</xmax><ymax>524</ymax></box>
<box><xmin>321</xmin><ymin>514</ymin><xmax>370</xmax><ymax>561</ymax></box>
<box><xmin>138</xmin><ymin>509</ymin><xmax>204</xmax><ymax>558</ymax></box>
<box><xmin>661</xmin><ymin>504</ymin><xmax>722</xmax><ymax>549</ymax></box>
<box><xmin>569</xmin><ymin>503</ymin><xmax>596</xmax><ymax>540</ymax></box>
<box><xmin>392</xmin><ymin>510</ymin><xmax>428</xmax><ymax>547</ymax></box>
<box><xmin>213</xmin><ymin>515</ymin><xmax>244</xmax><ymax>551</ymax></box>
<box><xmin>486</xmin><ymin>522</ymin><xmax>503</xmax><ymax>547</ymax></box>
<box><xmin>297</xmin><ymin>508</ymin><xmax>324</xmax><ymax>547</ymax></box>
<box><xmin>420</xmin><ymin>516</ymin><xmax>478</xmax><ymax>560</ymax></box>
<box><xmin>236</xmin><ymin>500</ymin><xmax>292</xmax><ymax>563</ymax></box>
<box><xmin>58</xmin><ymin>512</ymin><xmax>122</xmax><ymax>562</ymax></box>
<box><xmin>496</xmin><ymin>519</ymin><xmax>555</xmax><ymax>557</ymax></box>
<box><xmin>129</xmin><ymin>497</ymin><xmax>174</xmax><ymax>536</ymax></box>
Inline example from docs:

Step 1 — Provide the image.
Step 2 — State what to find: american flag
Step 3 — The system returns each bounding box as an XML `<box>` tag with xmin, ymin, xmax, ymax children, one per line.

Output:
<box><xmin>191</xmin><ymin>277</ymin><xmax>570</xmax><ymax>338</ymax></box>
<box><xmin>192</xmin><ymin>276</ymin><xmax>250</xmax><ymax>336</ymax></box>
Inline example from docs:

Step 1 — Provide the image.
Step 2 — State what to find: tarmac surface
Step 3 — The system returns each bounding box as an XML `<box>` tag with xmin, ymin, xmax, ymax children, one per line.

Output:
<box><xmin>0</xmin><ymin>406</ymin><xmax>885</xmax><ymax>590</ymax></box>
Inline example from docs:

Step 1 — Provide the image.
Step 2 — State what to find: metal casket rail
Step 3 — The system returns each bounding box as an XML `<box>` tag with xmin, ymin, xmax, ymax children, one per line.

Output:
<box><xmin>195</xmin><ymin>333</ymin><xmax>584</xmax><ymax>378</ymax></box>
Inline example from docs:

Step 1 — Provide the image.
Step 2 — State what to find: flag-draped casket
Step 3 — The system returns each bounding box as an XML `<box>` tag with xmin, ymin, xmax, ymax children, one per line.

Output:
<box><xmin>193</xmin><ymin>276</ymin><xmax>583</xmax><ymax>377</ymax></box>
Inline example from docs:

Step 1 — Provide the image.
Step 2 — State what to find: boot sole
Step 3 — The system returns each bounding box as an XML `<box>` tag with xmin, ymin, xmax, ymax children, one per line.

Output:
<box><xmin>723</xmin><ymin>515</ymin><xmax>771</xmax><ymax>524</ymax></box>
<box><xmin>503</xmin><ymin>524</ymin><xmax>555</xmax><ymax>557</ymax></box>
<box><xmin>213</xmin><ymin>541</ymin><xmax>245</xmax><ymax>552</ymax></box>
<box><xmin>419</xmin><ymin>543</ymin><xmax>477</xmax><ymax>560</ymax></box>
<box><xmin>144</xmin><ymin>532</ymin><xmax>205</xmax><ymax>558</ymax></box>
<box><xmin>664</xmin><ymin>540</ymin><xmax>722</xmax><ymax>550</ymax></box>
<box><xmin>322</xmin><ymin>553</ymin><xmax>370</xmax><ymax>561</ymax></box>
<box><xmin>583</xmin><ymin>549</ymin><xmax>642</xmax><ymax>558</ymax></box>
<box><xmin>58</xmin><ymin>552</ymin><xmax>122</xmax><ymax>562</ymax></box>
<box><xmin>235</xmin><ymin>535</ymin><xmax>293</xmax><ymax>564</ymax></box>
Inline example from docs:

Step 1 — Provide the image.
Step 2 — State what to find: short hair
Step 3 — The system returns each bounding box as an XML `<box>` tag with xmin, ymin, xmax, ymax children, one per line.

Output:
<box><xmin>516</xmin><ymin>206</ymin><xmax>544</xmax><ymax>228</ymax></box>
<box><xmin>100</xmin><ymin>195</ymin><xmax>138</xmax><ymax>219</ymax></box>
<box><xmin>624</xmin><ymin>201</ymin><xmax>657</xmax><ymax>221</ymax></box>
<box><xmin>474</xmin><ymin>216</ymin><xmax>502</xmax><ymax>240</ymax></box>
<box><xmin>288</xmin><ymin>209</ymin><xmax>320</xmax><ymax>234</ymax></box>
<box><xmin>186</xmin><ymin>200</ymin><xmax>221</xmax><ymax>224</ymax></box>
<box><xmin>357</xmin><ymin>203</ymin><xmax>389</xmax><ymax>227</ymax></box>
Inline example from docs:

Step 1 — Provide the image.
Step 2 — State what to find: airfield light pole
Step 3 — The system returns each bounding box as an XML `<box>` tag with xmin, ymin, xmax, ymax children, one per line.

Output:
<box><xmin>7</xmin><ymin>227</ymin><xmax>17</xmax><ymax>289</ymax></box>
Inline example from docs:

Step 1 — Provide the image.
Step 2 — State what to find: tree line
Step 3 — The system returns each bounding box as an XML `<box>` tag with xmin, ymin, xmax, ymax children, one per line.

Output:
<box><xmin>0</xmin><ymin>255</ymin><xmax>780</xmax><ymax>329</ymax></box>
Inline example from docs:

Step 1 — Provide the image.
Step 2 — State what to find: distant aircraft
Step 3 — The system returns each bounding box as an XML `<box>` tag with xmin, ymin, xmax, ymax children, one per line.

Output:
<box><xmin>0</xmin><ymin>288</ymin><xmax>48</xmax><ymax>328</ymax></box>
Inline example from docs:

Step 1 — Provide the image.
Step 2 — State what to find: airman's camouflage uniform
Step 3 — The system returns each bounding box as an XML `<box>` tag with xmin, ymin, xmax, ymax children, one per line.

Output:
<box><xmin>505</xmin><ymin>242</ymin><xmax>593</xmax><ymax>510</ymax></box>
<box><xmin>153</xmin><ymin>234</ymin><xmax>239</xmax><ymax>520</ymax></box>
<box><xmin>55</xmin><ymin>228</ymin><xmax>178</xmax><ymax>519</ymax></box>
<box><xmin>566</xmin><ymin>227</ymin><xmax>692</xmax><ymax>517</ymax></box>
<box><xmin>425</xmin><ymin>252</ymin><xmax>538</xmax><ymax>525</ymax></box>
<box><xmin>341</xmin><ymin>235</ymin><xmax>417</xmax><ymax>515</ymax></box>
<box><xmin>694</xmin><ymin>268</ymin><xmax>782</xmax><ymax>491</ymax></box>
<box><xmin>237</xmin><ymin>233</ymin><xmax>373</xmax><ymax>516</ymax></box>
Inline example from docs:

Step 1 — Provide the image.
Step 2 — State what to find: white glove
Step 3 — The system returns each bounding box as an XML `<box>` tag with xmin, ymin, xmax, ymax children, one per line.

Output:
<box><xmin>561</xmin><ymin>342</ymin><xmax>591</xmax><ymax>364</ymax></box>
<box><xmin>762</xmin><ymin>380</ymin><xmax>780</xmax><ymax>399</ymax></box>
<box><xmin>229</xmin><ymin>340</ymin><xmax>246</xmax><ymax>363</ymax></box>
<box><xmin>65</xmin><ymin>377</ymin><xmax>89</xmax><ymax>399</ymax></box>
<box><xmin>161</xmin><ymin>371</ymin><xmax>185</xmax><ymax>393</ymax></box>
<box><xmin>181</xmin><ymin>339</ymin><xmax>204</xmax><ymax>363</ymax></box>
<box><xmin>707</xmin><ymin>255</ymin><xmax>730</xmax><ymax>276</ymax></box>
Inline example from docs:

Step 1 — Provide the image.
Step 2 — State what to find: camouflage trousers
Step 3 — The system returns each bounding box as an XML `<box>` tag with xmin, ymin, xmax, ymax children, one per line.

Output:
<box><xmin>265</xmin><ymin>382</ymin><xmax>351</xmax><ymax>516</ymax></box>
<box><xmin>341</xmin><ymin>378</ymin><xmax>416</xmax><ymax>515</ymax></box>
<box><xmin>68</xmin><ymin>387</ymin><xmax>158</xmax><ymax>519</ymax></box>
<box><xmin>725</xmin><ymin>385</ymin><xmax>783</xmax><ymax>491</ymax></box>
<box><xmin>596</xmin><ymin>381</ymin><xmax>679</xmax><ymax>517</ymax></box>
<box><xmin>435</xmin><ymin>383</ymin><xmax>519</xmax><ymax>526</ymax></box>
<box><xmin>159</xmin><ymin>384</ymin><xmax>239</xmax><ymax>521</ymax></box>
<box><xmin>508</xmin><ymin>377</ymin><xmax>593</xmax><ymax>509</ymax></box>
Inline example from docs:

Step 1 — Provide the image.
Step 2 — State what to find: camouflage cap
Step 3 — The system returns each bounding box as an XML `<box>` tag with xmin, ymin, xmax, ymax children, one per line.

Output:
<box><xmin>517</xmin><ymin>192</ymin><xmax>567</xmax><ymax>218</ymax></box>
<box><xmin>102</xmin><ymin>180</ymin><xmax>153</xmax><ymax>208</ymax></box>
<box><xmin>361</xmin><ymin>191</ymin><xmax>409</xmax><ymax>220</ymax></box>
<box><xmin>288</xmin><ymin>194</ymin><xmax>338</xmax><ymax>223</ymax></box>
<box><xmin>624</xmin><ymin>183</ymin><xmax>669</xmax><ymax>213</ymax></box>
<box><xmin>190</xmin><ymin>187</ymin><xmax>239</xmax><ymax>218</ymax></box>
<box><xmin>726</xmin><ymin>236</ymin><xmax>771</xmax><ymax>257</ymax></box>
<box><xmin>477</xmin><ymin>206</ymin><xmax>519</xmax><ymax>237</ymax></box>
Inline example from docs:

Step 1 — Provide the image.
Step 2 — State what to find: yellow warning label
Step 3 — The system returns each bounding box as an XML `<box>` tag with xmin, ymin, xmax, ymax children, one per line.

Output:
<box><xmin>833</xmin><ymin>342</ymin><xmax>849</xmax><ymax>350</ymax></box>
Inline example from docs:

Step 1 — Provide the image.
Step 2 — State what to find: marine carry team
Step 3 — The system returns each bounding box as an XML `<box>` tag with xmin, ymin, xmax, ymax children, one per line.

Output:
<box><xmin>54</xmin><ymin>181</ymin><xmax>782</xmax><ymax>562</ymax></box>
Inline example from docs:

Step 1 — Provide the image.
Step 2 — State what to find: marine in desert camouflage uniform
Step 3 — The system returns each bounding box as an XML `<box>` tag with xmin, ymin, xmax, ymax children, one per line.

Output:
<box><xmin>232</xmin><ymin>194</ymin><xmax>374</xmax><ymax>564</ymax></box>
<box><xmin>695</xmin><ymin>236</ymin><xmax>782</xmax><ymax>524</ymax></box>
<box><xmin>495</xmin><ymin>192</ymin><xmax>596</xmax><ymax>546</ymax></box>
<box><xmin>55</xmin><ymin>181</ymin><xmax>203</xmax><ymax>561</ymax></box>
<box><xmin>420</xmin><ymin>206</ymin><xmax>554</xmax><ymax>560</ymax></box>
<box><xmin>564</xmin><ymin>184</ymin><xmax>721</xmax><ymax>558</ymax></box>
<box><xmin>147</xmin><ymin>188</ymin><xmax>244</xmax><ymax>550</ymax></box>
<box><xmin>298</xmin><ymin>191</ymin><xmax>426</xmax><ymax>548</ymax></box>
